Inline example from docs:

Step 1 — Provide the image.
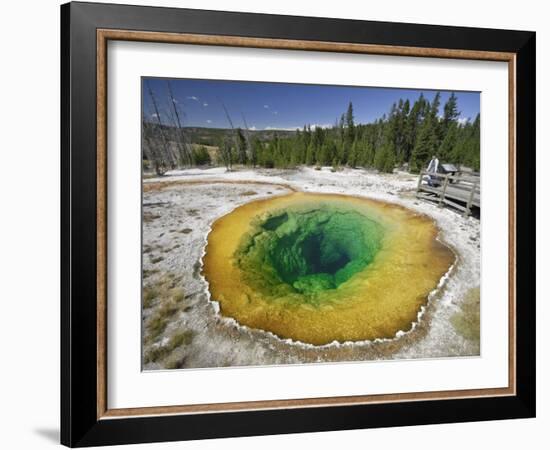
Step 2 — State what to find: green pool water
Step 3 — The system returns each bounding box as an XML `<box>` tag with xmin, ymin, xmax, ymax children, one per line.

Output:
<box><xmin>203</xmin><ymin>192</ymin><xmax>454</xmax><ymax>345</ymax></box>
<box><xmin>235</xmin><ymin>206</ymin><xmax>384</xmax><ymax>299</ymax></box>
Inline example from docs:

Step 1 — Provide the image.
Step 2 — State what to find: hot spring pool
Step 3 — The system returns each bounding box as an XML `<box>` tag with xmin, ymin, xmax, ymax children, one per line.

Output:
<box><xmin>203</xmin><ymin>192</ymin><xmax>454</xmax><ymax>345</ymax></box>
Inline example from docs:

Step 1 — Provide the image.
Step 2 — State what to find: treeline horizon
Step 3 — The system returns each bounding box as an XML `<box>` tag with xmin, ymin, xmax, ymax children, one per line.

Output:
<box><xmin>142</xmin><ymin>83</ymin><xmax>480</xmax><ymax>175</ymax></box>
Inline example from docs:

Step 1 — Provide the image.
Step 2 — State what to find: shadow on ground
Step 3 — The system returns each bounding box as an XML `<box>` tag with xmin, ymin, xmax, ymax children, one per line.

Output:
<box><xmin>34</xmin><ymin>428</ymin><xmax>59</xmax><ymax>444</ymax></box>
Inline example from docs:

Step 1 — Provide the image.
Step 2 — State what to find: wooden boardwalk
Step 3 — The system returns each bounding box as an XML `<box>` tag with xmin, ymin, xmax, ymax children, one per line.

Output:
<box><xmin>416</xmin><ymin>171</ymin><xmax>480</xmax><ymax>216</ymax></box>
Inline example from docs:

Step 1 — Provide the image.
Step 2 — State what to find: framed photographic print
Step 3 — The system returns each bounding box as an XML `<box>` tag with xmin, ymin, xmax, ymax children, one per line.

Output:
<box><xmin>60</xmin><ymin>1</ymin><xmax>536</xmax><ymax>447</ymax></box>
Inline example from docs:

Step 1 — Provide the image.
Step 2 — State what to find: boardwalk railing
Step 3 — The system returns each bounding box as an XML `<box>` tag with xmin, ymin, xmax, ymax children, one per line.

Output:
<box><xmin>416</xmin><ymin>171</ymin><xmax>480</xmax><ymax>216</ymax></box>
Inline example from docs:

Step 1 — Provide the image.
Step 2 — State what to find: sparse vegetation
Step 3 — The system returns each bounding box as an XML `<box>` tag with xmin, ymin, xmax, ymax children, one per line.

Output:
<box><xmin>172</xmin><ymin>287</ymin><xmax>185</xmax><ymax>303</ymax></box>
<box><xmin>143</xmin><ymin>273</ymin><xmax>189</xmax><ymax>346</ymax></box>
<box><xmin>144</xmin><ymin>330</ymin><xmax>194</xmax><ymax>364</ymax></box>
<box><xmin>193</xmin><ymin>145</ymin><xmax>212</xmax><ymax>166</ymax></box>
<box><xmin>165</xmin><ymin>356</ymin><xmax>187</xmax><ymax>370</ymax></box>
<box><xmin>143</xmin><ymin>268</ymin><xmax>159</xmax><ymax>278</ymax></box>
<box><xmin>143</xmin><ymin>286</ymin><xmax>159</xmax><ymax>309</ymax></box>
<box><xmin>147</xmin><ymin>313</ymin><xmax>169</xmax><ymax>340</ymax></box>
<box><xmin>451</xmin><ymin>287</ymin><xmax>480</xmax><ymax>351</ymax></box>
<box><xmin>170</xmin><ymin>330</ymin><xmax>194</xmax><ymax>347</ymax></box>
<box><xmin>147</xmin><ymin>300</ymin><xmax>179</xmax><ymax>340</ymax></box>
<box><xmin>143</xmin><ymin>92</ymin><xmax>479</xmax><ymax>175</ymax></box>
<box><xmin>143</xmin><ymin>212</ymin><xmax>161</xmax><ymax>223</ymax></box>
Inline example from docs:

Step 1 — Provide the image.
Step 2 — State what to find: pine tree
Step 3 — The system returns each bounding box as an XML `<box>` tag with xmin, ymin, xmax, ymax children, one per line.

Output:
<box><xmin>442</xmin><ymin>93</ymin><xmax>459</xmax><ymax>129</ymax></box>
<box><xmin>348</xmin><ymin>138</ymin><xmax>359</xmax><ymax>168</ymax></box>
<box><xmin>383</xmin><ymin>147</ymin><xmax>396</xmax><ymax>173</ymax></box>
<box><xmin>405</xmin><ymin>95</ymin><xmax>425</xmax><ymax>164</ymax></box>
<box><xmin>374</xmin><ymin>145</ymin><xmax>387</xmax><ymax>172</ymax></box>
<box><xmin>215</xmin><ymin>91</ymin><xmax>477</xmax><ymax>174</ymax></box>
<box><xmin>345</xmin><ymin>101</ymin><xmax>355</xmax><ymax>144</ymax></box>
<box><xmin>363</xmin><ymin>141</ymin><xmax>375</xmax><ymax>167</ymax></box>
<box><xmin>430</xmin><ymin>92</ymin><xmax>442</xmax><ymax>148</ymax></box>
<box><xmin>305</xmin><ymin>142</ymin><xmax>315</xmax><ymax>166</ymax></box>
<box><xmin>338</xmin><ymin>114</ymin><xmax>345</xmax><ymax>143</ymax></box>
<box><xmin>410</xmin><ymin>115</ymin><xmax>437</xmax><ymax>173</ymax></box>
<box><xmin>395</xmin><ymin>99</ymin><xmax>410</xmax><ymax>163</ymax></box>
<box><xmin>250</xmin><ymin>139</ymin><xmax>261</xmax><ymax>167</ymax></box>
<box><xmin>439</xmin><ymin>122</ymin><xmax>458</xmax><ymax>161</ymax></box>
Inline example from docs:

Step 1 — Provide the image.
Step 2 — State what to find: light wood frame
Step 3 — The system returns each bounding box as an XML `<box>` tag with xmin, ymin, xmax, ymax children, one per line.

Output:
<box><xmin>96</xmin><ymin>30</ymin><xmax>516</xmax><ymax>419</ymax></box>
<box><xmin>61</xmin><ymin>2</ymin><xmax>535</xmax><ymax>446</ymax></box>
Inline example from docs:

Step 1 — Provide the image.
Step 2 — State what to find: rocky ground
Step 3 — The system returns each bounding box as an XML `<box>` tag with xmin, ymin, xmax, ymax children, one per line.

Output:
<box><xmin>141</xmin><ymin>167</ymin><xmax>480</xmax><ymax>370</ymax></box>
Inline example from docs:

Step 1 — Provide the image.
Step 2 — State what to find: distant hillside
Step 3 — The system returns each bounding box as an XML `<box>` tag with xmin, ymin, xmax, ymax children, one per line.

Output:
<box><xmin>146</xmin><ymin>123</ymin><xmax>298</xmax><ymax>146</ymax></box>
<box><xmin>143</xmin><ymin>93</ymin><xmax>479</xmax><ymax>174</ymax></box>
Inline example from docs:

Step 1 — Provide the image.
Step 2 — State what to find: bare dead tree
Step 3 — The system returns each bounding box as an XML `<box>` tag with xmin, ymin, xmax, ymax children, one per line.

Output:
<box><xmin>160</xmin><ymin>106</ymin><xmax>181</xmax><ymax>167</ymax></box>
<box><xmin>220</xmin><ymin>99</ymin><xmax>245</xmax><ymax>166</ymax></box>
<box><xmin>236</xmin><ymin>128</ymin><xmax>248</xmax><ymax>165</ymax></box>
<box><xmin>219</xmin><ymin>136</ymin><xmax>233</xmax><ymax>171</ymax></box>
<box><xmin>241</xmin><ymin>113</ymin><xmax>256</xmax><ymax>167</ymax></box>
<box><xmin>166</xmin><ymin>81</ymin><xmax>193</xmax><ymax>166</ymax></box>
<box><xmin>142</xmin><ymin>120</ymin><xmax>168</xmax><ymax>176</ymax></box>
<box><xmin>146</xmin><ymin>81</ymin><xmax>177</xmax><ymax>171</ymax></box>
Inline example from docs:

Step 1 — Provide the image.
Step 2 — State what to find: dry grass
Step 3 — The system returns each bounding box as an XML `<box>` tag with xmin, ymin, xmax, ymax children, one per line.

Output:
<box><xmin>144</xmin><ymin>330</ymin><xmax>194</xmax><ymax>364</ymax></box>
<box><xmin>162</xmin><ymin>243</ymin><xmax>181</xmax><ymax>254</ymax></box>
<box><xmin>142</xmin><ymin>268</ymin><xmax>159</xmax><ymax>279</ymax></box>
<box><xmin>165</xmin><ymin>356</ymin><xmax>187</xmax><ymax>369</ymax></box>
<box><xmin>451</xmin><ymin>287</ymin><xmax>480</xmax><ymax>350</ymax></box>
<box><xmin>170</xmin><ymin>330</ymin><xmax>194</xmax><ymax>348</ymax></box>
<box><xmin>171</xmin><ymin>287</ymin><xmax>185</xmax><ymax>303</ymax></box>
<box><xmin>143</xmin><ymin>211</ymin><xmax>161</xmax><ymax>223</ymax></box>
<box><xmin>143</xmin><ymin>273</ymin><xmax>188</xmax><ymax>344</ymax></box>
<box><xmin>142</xmin><ymin>179</ymin><xmax>296</xmax><ymax>193</ymax></box>
<box><xmin>143</xmin><ymin>286</ymin><xmax>159</xmax><ymax>309</ymax></box>
<box><xmin>147</xmin><ymin>300</ymin><xmax>179</xmax><ymax>340</ymax></box>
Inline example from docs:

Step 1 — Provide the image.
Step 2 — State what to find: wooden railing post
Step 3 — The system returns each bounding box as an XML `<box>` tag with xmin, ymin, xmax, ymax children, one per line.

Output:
<box><xmin>416</xmin><ymin>171</ymin><xmax>424</xmax><ymax>197</ymax></box>
<box><xmin>439</xmin><ymin>175</ymin><xmax>449</xmax><ymax>207</ymax></box>
<box><xmin>464</xmin><ymin>181</ymin><xmax>478</xmax><ymax>217</ymax></box>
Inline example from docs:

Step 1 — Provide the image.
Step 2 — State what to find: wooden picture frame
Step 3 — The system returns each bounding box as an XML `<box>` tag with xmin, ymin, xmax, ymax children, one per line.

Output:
<box><xmin>61</xmin><ymin>2</ymin><xmax>535</xmax><ymax>447</ymax></box>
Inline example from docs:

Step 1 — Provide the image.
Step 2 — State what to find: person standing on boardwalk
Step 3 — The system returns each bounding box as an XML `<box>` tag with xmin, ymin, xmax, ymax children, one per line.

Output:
<box><xmin>426</xmin><ymin>155</ymin><xmax>439</xmax><ymax>186</ymax></box>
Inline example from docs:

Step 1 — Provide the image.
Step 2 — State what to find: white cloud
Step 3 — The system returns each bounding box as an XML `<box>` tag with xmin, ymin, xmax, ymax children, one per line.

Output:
<box><xmin>263</xmin><ymin>104</ymin><xmax>269</xmax><ymax>109</ymax></box>
<box><xmin>264</xmin><ymin>126</ymin><xmax>301</xmax><ymax>131</ymax></box>
<box><xmin>203</xmin><ymin>102</ymin><xmax>208</xmax><ymax>107</ymax></box>
<box><xmin>273</xmin><ymin>111</ymin><xmax>278</xmax><ymax>115</ymax></box>
<box><xmin>150</xmin><ymin>113</ymin><xmax>159</xmax><ymax>118</ymax></box>
<box><xmin>186</xmin><ymin>96</ymin><xmax>199</xmax><ymax>102</ymax></box>
<box><xmin>206</xmin><ymin>119</ymin><xmax>212</xmax><ymax>124</ymax></box>
<box><xmin>309</xmin><ymin>123</ymin><xmax>332</xmax><ymax>130</ymax></box>
<box><xmin>249</xmin><ymin>126</ymin><xmax>257</xmax><ymax>131</ymax></box>
<box><xmin>261</xmin><ymin>123</ymin><xmax>332</xmax><ymax>132</ymax></box>
<box><xmin>457</xmin><ymin>117</ymin><xmax>470</xmax><ymax>125</ymax></box>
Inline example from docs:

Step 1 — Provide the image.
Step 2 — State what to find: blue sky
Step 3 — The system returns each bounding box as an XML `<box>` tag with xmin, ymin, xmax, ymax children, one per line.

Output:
<box><xmin>143</xmin><ymin>77</ymin><xmax>480</xmax><ymax>130</ymax></box>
